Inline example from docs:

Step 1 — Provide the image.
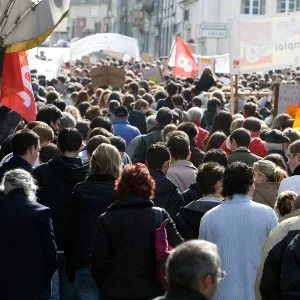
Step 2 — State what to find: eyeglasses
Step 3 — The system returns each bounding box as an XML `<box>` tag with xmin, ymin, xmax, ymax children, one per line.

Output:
<box><xmin>207</xmin><ymin>270</ymin><xmax>226</xmax><ymax>282</ymax></box>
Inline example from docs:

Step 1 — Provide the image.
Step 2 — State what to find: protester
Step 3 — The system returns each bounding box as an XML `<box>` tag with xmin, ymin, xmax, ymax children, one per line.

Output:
<box><xmin>91</xmin><ymin>163</ymin><xmax>183</xmax><ymax>300</ymax></box>
<box><xmin>156</xmin><ymin>81</ymin><xmax>178</xmax><ymax>110</ymax></box>
<box><xmin>200</xmin><ymin>162</ymin><xmax>278</xmax><ymax>300</ymax></box>
<box><xmin>0</xmin><ymin>169</ymin><xmax>57</xmax><ymax>300</ymax></box>
<box><xmin>65</xmin><ymin>144</ymin><xmax>121</xmax><ymax>299</ymax></box>
<box><xmin>146</xmin><ymin>143</ymin><xmax>184</xmax><ymax>218</ymax></box>
<box><xmin>35</xmin><ymin>128</ymin><xmax>89</xmax><ymax>299</ymax></box>
<box><xmin>176</xmin><ymin>162</ymin><xmax>224</xmax><ymax>240</ymax></box>
<box><xmin>275</xmin><ymin>191</ymin><xmax>299</xmax><ymax>219</ymax></box>
<box><xmin>252</xmin><ymin>160</ymin><xmax>287</xmax><ymax>208</ymax></box>
<box><xmin>153</xmin><ymin>240</ymin><xmax>222</xmax><ymax>300</ymax></box>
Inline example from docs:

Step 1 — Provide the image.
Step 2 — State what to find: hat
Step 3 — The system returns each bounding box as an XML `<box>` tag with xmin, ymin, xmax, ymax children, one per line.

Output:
<box><xmin>261</xmin><ymin>129</ymin><xmax>290</xmax><ymax>144</ymax></box>
<box><xmin>114</xmin><ymin>106</ymin><xmax>129</xmax><ymax>118</ymax></box>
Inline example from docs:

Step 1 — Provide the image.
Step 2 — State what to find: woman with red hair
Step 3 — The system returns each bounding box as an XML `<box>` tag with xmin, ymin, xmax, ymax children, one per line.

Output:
<box><xmin>91</xmin><ymin>163</ymin><xmax>182</xmax><ymax>300</ymax></box>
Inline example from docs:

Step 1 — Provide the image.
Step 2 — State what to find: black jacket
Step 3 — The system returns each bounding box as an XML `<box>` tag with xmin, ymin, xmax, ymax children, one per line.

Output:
<box><xmin>129</xmin><ymin>110</ymin><xmax>147</xmax><ymax>134</ymax></box>
<box><xmin>201</xmin><ymin>110</ymin><xmax>216</xmax><ymax>131</ymax></box>
<box><xmin>34</xmin><ymin>156</ymin><xmax>89</xmax><ymax>250</ymax></box>
<box><xmin>228</xmin><ymin>147</ymin><xmax>260</xmax><ymax>167</ymax></box>
<box><xmin>156</xmin><ymin>96</ymin><xmax>174</xmax><ymax>110</ymax></box>
<box><xmin>182</xmin><ymin>183</ymin><xmax>202</xmax><ymax>205</ymax></box>
<box><xmin>132</xmin><ymin>125</ymin><xmax>164</xmax><ymax>163</ymax></box>
<box><xmin>91</xmin><ymin>195</ymin><xmax>183</xmax><ymax>299</ymax></box>
<box><xmin>0</xmin><ymin>190</ymin><xmax>57</xmax><ymax>300</ymax></box>
<box><xmin>190</xmin><ymin>146</ymin><xmax>205</xmax><ymax>168</ymax></box>
<box><xmin>175</xmin><ymin>198</ymin><xmax>222</xmax><ymax>240</ymax></box>
<box><xmin>0</xmin><ymin>155</ymin><xmax>33</xmax><ymax>181</ymax></box>
<box><xmin>65</xmin><ymin>174</ymin><xmax>117</xmax><ymax>282</ymax></box>
<box><xmin>195</xmin><ymin>76</ymin><xmax>216</xmax><ymax>94</ymax></box>
<box><xmin>150</xmin><ymin>170</ymin><xmax>184</xmax><ymax>218</ymax></box>
<box><xmin>153</xmin><ymin>286</ymin><xmax>208</xmax><ymax>300</ymax></box>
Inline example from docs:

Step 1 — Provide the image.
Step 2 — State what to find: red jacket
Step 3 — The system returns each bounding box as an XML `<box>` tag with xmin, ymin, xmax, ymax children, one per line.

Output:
<box><xmin>194</xmin><ymin>122</ymin><xmax>208</xmax><ymax>151</ymax></box>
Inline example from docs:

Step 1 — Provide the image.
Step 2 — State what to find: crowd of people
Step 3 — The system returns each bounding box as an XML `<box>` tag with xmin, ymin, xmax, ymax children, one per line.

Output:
<box><xmin>1</xmin><ymin>56</ymin><xmax>300</xmax><ymax>300</ymax></box>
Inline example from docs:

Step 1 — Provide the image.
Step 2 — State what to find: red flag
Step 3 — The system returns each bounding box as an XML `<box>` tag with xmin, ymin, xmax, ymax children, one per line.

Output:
<box><xmin>174</xmin><ymin>36</ymin><xmax>198</xmax><ymax>78</ymax></box>
<box><xmin>0</xmin><ymin>51</ymin><xmax>37</xmax><ymax>122</ymax></box>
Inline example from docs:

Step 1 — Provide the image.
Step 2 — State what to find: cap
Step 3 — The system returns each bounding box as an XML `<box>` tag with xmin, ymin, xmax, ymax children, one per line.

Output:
<box><xmin>114</xmin><ymin>106</ymin><xmax>129</xmax><ymax>117</ymax></box>
<box><xmin>261</xmin><ymin>129</ymin><xmax>290</xmax><ymax>144</ymax></box>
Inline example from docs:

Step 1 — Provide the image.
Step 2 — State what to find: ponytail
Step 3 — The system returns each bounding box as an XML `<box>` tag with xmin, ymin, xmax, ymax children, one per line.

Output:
<box><xmin>273</xmin><ymin>167</ymin><xmax>288</xmax><ymax>183</ymax></box>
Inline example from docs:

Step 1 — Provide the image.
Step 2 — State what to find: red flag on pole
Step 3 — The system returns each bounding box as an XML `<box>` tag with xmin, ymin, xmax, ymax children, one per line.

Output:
<box><xmin>174</xmin><ymin>36</ymin><xmax>198</xmax><ymax>78</ymax></box>
<box><xmin>0</xmin><ymin>51</ymin><xmax>37</xmax><ymax>122</ymax></box>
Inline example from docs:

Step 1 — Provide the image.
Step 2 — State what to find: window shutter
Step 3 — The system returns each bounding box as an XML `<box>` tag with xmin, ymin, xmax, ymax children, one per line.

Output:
<box><xmin>260</xmin><ymin>0</ymin><xmax>266</xmax><ymax>14</ymax></box>
<box><xmin>241</xmin><ymin>0</ymin><xmax>245</xmax><ymax>13</ymax></box>
<box><xmin>297</xmin><ymin>0</ymin><xmax>300</xmax><ymax>10</ymax></box>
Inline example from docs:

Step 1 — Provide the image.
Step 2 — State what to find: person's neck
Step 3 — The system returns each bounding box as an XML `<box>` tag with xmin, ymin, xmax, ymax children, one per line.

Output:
<box><xmin>203</xmin><ymin>193</ymin><xmax>223</xmax><ymax>199</ymax></box>
<box><xmin>19</xmin><ymin>154</ymin><xmax>33</xmax><ymax>166</ymax></box>
<box><xmin>61</xmin><ymin>152</ymin><xmax>79</xmax><ymax>158</ymax></box>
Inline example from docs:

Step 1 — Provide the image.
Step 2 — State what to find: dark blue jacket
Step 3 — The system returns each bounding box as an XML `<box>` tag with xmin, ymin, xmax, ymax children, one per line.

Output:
<box><xmin>0</xmin><ymin>190</ymin><xmax>57</xmax><ymax>300</ymax></box>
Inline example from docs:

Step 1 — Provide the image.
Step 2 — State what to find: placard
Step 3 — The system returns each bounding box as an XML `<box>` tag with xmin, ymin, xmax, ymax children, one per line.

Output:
<box><xmin>91</xmin><ymin>66</ymin><xmax>126</xmax><ymax>88</ymax></box>
<box><xmin>141</xmin><ymin>67</ymin><xmax>164</xmax><ymax>83</ymax></box>
<box><xmin>141</xmin><ymin>52</ymin><xmax>153</xmax><ymax>63</ymax></box>
<box><xmin>277</xmin><ymin>83</ymin><xmax>300</xmax><ymax>117</ymax></box>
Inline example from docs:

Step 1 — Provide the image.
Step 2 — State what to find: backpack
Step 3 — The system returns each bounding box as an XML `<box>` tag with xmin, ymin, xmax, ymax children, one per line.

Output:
<box><xmin>154</xmin><ymin>208</ymin><xmax>173</xmax><ymax>291</ymax></box>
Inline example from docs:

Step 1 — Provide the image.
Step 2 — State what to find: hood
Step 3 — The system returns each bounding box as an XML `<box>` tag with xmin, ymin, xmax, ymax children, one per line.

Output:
<box><xmin>129</xmin><ymin>110</ymin><xmax>145</xmax><ymax>121</ymax></box>
<box><xmin>74</xmin><ymin>174</ymin><xmax>117</xmax><ymax>210</ymax></box>
<box><xmin>150</xmin><ymin>170</ymin><xmax>177</xmax><ymax>196</ymax></box>
<box><xmin>253</xmin><ymin>182</ymin><xmax>279</xmax><ymax>207</ymax></box>
<box><xmin>184</xmin><ymin>198</ymin><xmax>222</xmax><ymax>213</ymax></box>
<box><xmin>48</xmin><ymin>156</ymin><xmax>89</xmax><ymax>183</ymax></box>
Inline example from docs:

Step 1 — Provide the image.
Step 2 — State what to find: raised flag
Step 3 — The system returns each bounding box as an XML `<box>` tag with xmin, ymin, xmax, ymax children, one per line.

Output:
<box><xmin>174</xmin><ymin>36</ymin><xmax>198</xmax><ymax>78</ymax></box>
<box><xmin>0</xmin><ymin>51</ymin><xmax>37</xmax><ymax>122</ymax></box>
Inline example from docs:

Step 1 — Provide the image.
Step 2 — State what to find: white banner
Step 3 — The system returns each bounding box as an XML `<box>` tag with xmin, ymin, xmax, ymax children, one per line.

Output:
<box><xmin>70</xmin><ymin>33</ymin><xmax>140</xmax><ymax>60</ymax></box>
<box><xmin>229</xmin><ymin>12</ymin><xmax>300</xmax><ymax>74</ymax></box>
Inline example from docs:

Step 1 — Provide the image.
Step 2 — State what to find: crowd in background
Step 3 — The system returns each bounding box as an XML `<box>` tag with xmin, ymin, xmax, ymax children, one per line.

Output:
<box><xmin>2</xmin><ymin>56</ymin><xmax>300</xmax><ymax>300</ymax></box>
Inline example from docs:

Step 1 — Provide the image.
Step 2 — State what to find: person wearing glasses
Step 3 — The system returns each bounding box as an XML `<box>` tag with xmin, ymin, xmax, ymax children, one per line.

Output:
<box><xmin>200</xmin><ymin>162</ymin><xmax>278</xmax><ymax>300</ymax></box>
<box><xmin>153</xmin><ymin>240</ymin><xmax>224</xmax><ymax>300</ymax></box>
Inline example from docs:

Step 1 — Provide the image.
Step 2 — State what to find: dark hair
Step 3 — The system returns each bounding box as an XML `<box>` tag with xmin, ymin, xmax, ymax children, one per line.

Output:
<box><xmin>191</xmin><ymin>96</ymin><xmax>202</xmax><ymax>107</ymax></box>
<box><xmin>76</xmin><ymin>91</ymin><xmax>89</xmax><ymax>106</ymax></box>
<box><xmin>172</xmin><ymin>95</ymin><xmax>184</xmax><ymax>107</ymax></box>
<box><xmin>11</xmin><ymin>129</ymin><xmax>39</xmax><ymax>156</ymax></box>
<box><xmin>87</xmin><ymin>135</ymin><xmax>111</xmax><ymax>155</ymax></box>
<box><xmin>182</xmin><ymin>89</ymin><xmax>193</xmax><ymax>103</ymax></box>
<box><xmin>207</xmin><ymin>98</ymin><xmax>221</xmax><ymax>111</ymax></box>
<box><xmin>243</xmin><ymin>117</ymin><xmax>261</xmax><ymax>132</ymax></box>
<box><xmin>167</xmin><ymin>135</ymin><xmax>190</xmax><ymax>160</ymax></box>
<box><xmin>39</xmin><ymin>143</ymin><xmax>59</xmax><ymax>163</ymax></box>
<box><xmin>166</xmin><ymin>81</ymin><xmax>178</xmax><ymax>96</ymax></box>
<box><xmin>46</xmin><ymin>91</ymin><xmax>59</xmax><ymax>104</ymax></box>
<box><xmin>116</xmin><ymin>163</ymin><xmax>155</xmax><ymax>199</ymax></box>
<box><xmin>53</xmin><ymin>99</ymin><xmax>66</xmax><ymax>112</ymax></box>
<box><xmin>36</xmin><ymin>105</ymin><xmax>63</xmax><ymax>126</ymax></box>
<box><xmin>109</xmin><ymin>136</ymin><xmax>126</xmax><ymax>152</ymax></box>
<box><xmin>108</xmin><ymin>100</ymin><xmax>120</xmax><ymax>113</ymax></box>
<box><xmin>84</xmin><ymin>106</ymin><xmax>102</xmax><ymax>121</ymax></box>
<box><xmin>222</xmin><ymin>162</ymin><xmax>254</xmax><ymax>198</ymax></box>
<box><xmin>76</xmin><ymin>120</ymin><xmax>90</xmax><ymax>141</ymax></box>
<box><xmin>156</xmin><ymin>107</ymin><xmax>173</xmax><ymax>126</ymax></box>
<box><xmin>230</xmin><ymin>128</ymin><xmax>251</xmax><ymax>148</ymax></box>
<box><xmin>263</xmin><ymin>153</ymin><xmax>288</xmax><ymax>171</ymax></box>
<box><xmin>128</xmin><ymin>82</ymin><xmax>139</xmax><ymax>94</ymax></box>
<box><xmin>204</xmin><ymin>149</ymin><xmax>228</xmax><ymax>167</ymax></box>
<box><xmin>177</xmin><ymin>122</ymin><xmax>198</xmax><ymax>141</ymax></box>
<box><xmin>90</xmin><ymin>116</ymin><xmax>112</xmax><ymax>132</ymax></box>
<box><xmin>57</xmin><ymin>128</ymin><xmax>82</xmax><ymax>152</ymax></box>
<box><xmin>88</xmin><ymin>127</ymin><xmax>113</xmax><ymax>140</ymax></box>
<box><xmin>206</xmin><ymin>131</ymin><xmax>227</xmax><ymax>151</ymax></box>
<box><xmin>210</xmin><ymin>111</ymin><xmax>233</xmax><ymax>136</ymax></box>
<box><xmin>77</xmin><ymin>102</ymin><xmax>91</xmax><ymax>118</ymax></box>
<box><xmin>276</xmin><ymin>191</ymin><xmax>298</xmax><ymax>216</ymax></box>
<box><xmin>283</xmin><ymin>128</ymin><xmax>300</xmax><ymax>144</ymax></box>
<box><xmin>146</xmin><ymin>143</ymin><xmax>171</xmax><ymax>170</ymax></box>
<box><xmin>122</xmin><ymin>94</ymin><xmax>135</xmax><ymax>110</ymax></box>
<box><xmin>154</xmin><ymin>90</ymin><xmax>168</xmax><ymax>102</ymax></box>
<box><xmin>243</xmin><ymin>102</ymin><xmax>257</xmax><ymax>117</ymax></box>
<box><xmin>197</xmin><ymin>162</ymin><xmax>224</xmax><ymax>195</ymax></box>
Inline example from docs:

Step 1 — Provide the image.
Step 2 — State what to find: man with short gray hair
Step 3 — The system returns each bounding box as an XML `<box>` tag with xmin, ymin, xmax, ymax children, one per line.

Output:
<box><xmin>153</xmin><ymin>240</ymin><xmax>223</xmax><ymax>300</ymax></box>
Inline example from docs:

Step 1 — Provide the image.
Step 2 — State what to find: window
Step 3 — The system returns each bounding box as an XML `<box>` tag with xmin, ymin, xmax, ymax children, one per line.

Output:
<box><xmin>241</xmin><ymin>0</ymin><xmax>265</xmax><ymax>14</ymax></box>
<box><xmin>278</xmin><ymin>0</ymin><xmax>298</xmax><ymax>12</ymax></box>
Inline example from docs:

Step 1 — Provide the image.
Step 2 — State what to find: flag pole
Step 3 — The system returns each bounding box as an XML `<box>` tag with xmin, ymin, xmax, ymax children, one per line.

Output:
<box><xmin>230</xmin><ymin>74</ymin><xmax>234</xmax><ymax>115</ymax></box>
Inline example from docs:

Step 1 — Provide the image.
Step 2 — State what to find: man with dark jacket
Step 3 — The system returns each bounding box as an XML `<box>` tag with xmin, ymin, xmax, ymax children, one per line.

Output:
<box><xmin>128</xmin><ymin>99</ymin><xmax>148</xmax><ymax>134</ymax></box>
<box><xmin>228</xmin><ymin>128</ymin><xmax>261</xmax><ymax>167</ymax></box>
<box><xmin>175</xmin><ymin>162</ymin><xmax>223</xmax><ymax>240</ymax></box>
<box><xmin>146</xmin><ymin>143</ymin><xmax>184</xmax><ymax>218</ymax></box>
<box><xmin>156</xmin><ymin>81</ymin><xmax>178</xmax><ymax>110</ymax></box>
<box><xmin>0</xmin><ymin>129</ymin><xmax>40</xmax><ymax>180</ymax></box>
<box><xmin>35</xmin><ymin>128</ymin><xmax>89</xmax><ymax>299</ymax></box>
<box><xmin>132</xmin><ymin>107</ymin><xmax>173</xmax><ymax>163</ymax></box>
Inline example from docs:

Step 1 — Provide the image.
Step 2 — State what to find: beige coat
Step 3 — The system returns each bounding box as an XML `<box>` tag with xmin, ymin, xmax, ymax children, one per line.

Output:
<box><xmin>253</xmin><ymin>182</ymin><xmax>280</xmax><ymax>208</ymax></box>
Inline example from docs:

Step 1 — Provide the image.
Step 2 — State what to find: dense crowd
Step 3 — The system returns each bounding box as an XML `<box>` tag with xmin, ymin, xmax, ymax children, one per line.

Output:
<box><xmin>1</xmin><ymin>57</ymin><xmax>300</xmax><ymax>300</ymax></box>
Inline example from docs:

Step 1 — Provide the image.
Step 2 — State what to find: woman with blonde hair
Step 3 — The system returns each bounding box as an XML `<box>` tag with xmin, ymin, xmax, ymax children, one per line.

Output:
<box><xmin>98</xmin><ymin>90</ymin><xmax>112</xmax><ymax>108</ymax></box>
<box><xmin>65</xmin><ymin>144</ymin><xmax>122</xmax><ymax>300</ymax></box>
<box><xmin>253</xmin><ymin>160</ymin><xmax>288</xmax><ymax>208</ymax></box>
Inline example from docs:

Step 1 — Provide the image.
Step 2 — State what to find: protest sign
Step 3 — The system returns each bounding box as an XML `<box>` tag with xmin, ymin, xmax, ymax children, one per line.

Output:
<box><xmin>141</xmin><ymin>53</ymin><xmax>153</xmax><ymax>63</ymax></box>
<box><xmin>215</xmin><ymin>54</ymin><xmax>230</xmax><ymax>74</ymax></box>
<box><xmin>198</xmin><ymin>57</ymin><xmax>213</xmax><ymax>76</ymax></box>
<box><xmin>141</xmin><ymin>67</ymin><xmax>164</xmax><ymax>83</ymax></box>
<box><xmin>276</xmin><ymin>83</ymin><xmax>300</xmax><ymax>117</ymax></box>
<box><xmin>91</xmin><ymin>66</ymin><xmax>126</xmax><ymax>89</ymax></box>
<box><xmin>229</xmin><ymin>12</ymin><xmax>300</xmax><ymax>74</ymax></box>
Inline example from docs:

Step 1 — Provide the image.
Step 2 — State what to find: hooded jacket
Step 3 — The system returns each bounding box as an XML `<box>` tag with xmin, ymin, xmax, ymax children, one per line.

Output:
<box><xmin>182</xmin><ymin>183</ymin><xmax>203</xmax><ymax>205</ymax></box>
<box><xmin>129</xmin><ymin>110</ymin><xmax>147</xmax><ymax>134</ymax></box>
<box><xmin>150</xmin><ymin>170</ymin><xmax>184</xmax><ymax>218</ymax></box>
<box><xmin>253</xmin><ymin>182</ymin><xmax>280</xmax><ymax>208</ymax></box>
<box><xmin>34</xmin><ymin>156</ymin><xmax>89</xmax><ymax>250</ymax></box>
<box><xmin>175</xmin><ymin>197</ymin><xmax>222</xmax><ymax>240</ymax></box>
<box><xmin>65</xmin><ymin>174</ymin><xmax>117</xmax><ymax>282</ymax></box>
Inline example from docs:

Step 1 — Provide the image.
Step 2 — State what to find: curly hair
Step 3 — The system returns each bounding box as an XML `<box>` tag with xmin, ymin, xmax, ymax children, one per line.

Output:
<box><xmin>116</xmin><ymin>163</ymin><xmax>155</xmax><ymax>199</ymax></box>
<box><xmin>222</xmin><ymin>162</ymin><xmax>254</xmax><ymax>198</ymax></box>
